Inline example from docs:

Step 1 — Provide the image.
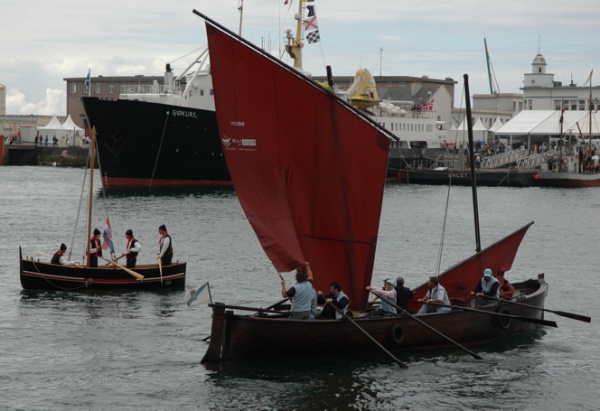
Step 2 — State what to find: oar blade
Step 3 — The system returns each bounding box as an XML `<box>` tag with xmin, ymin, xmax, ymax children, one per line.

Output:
<box><xmin>552</xmin><ymin>310</ymin><xmax>591</xmax><ymax>323</ymax></box>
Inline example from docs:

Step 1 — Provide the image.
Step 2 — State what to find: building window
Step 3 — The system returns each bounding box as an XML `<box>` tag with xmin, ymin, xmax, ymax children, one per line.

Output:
<box><xmin>200</xmin><ymin>89</ymin><xmax>204</xmax><ymax>96</ymax></box>
<box><xmin>108</xmin><ymin>84</ymin><xmax>115</xmax><ymax>94</ymax></box>
<box><xmin>69</xmin><ymin>83</ymin><xmax>76</xmax><ymax>94</ymax></box>
<box><xmin>554</xmin><ymin>100</ymin><xmax>561</xmax><ymax>110</ymax></box>
<box><xmin>94</xmin><ymin>83</ymin><xmax>101</xmax><ymax>94</ymax></box>
<box><xmin>579</xmin><ymin>100</ymin><xmax>585</xmax><ymax>110</ymax></box>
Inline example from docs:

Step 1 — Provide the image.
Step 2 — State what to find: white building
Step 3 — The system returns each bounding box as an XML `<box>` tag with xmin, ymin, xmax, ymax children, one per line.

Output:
<box><xmin>522</xmin><ymin>53</ymin><xmax>598</xmax><ymax>111</ymax></box>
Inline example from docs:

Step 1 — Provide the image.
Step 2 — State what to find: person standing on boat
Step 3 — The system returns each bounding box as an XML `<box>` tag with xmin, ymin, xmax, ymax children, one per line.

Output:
<box><xmin>121</xmin><ymin>229</ymin><xmax>142</xmax><ymax>268</ymax></box>
<box><xmin>157</xmin><ymin>224</ymin><xmax>173</xmax><ymax>265</ymax></box>
<box><xmin>470</xmin><ymin>268</ymin><xmax>499</xmax><ymax>306</ymax></box>
<box><xmin>317</xmin><ymin>281</ymin><xmax>349</xmax><ymax>320</ymax></box>
<box><xmin>281</xmin><ymin>262</ymin><xmax>314</xmax><ymax>320</ymax></box>
<box><xmin>395</xmin><ymin>276</ymin><xmax>415</xmax><ymax>312</ymax></box>
<box><xmin>51</xmin><ymin>243</ymin><xmax>80</xmax><ymax>266</ymax></box>
<box><xmin>366</xmin><ymin>279</ymin><xmax>397</xmax><ymax>317</ymax></box>
<box><xmin>417</xmin><ymin>276</ymin><xmax>451</xmax><ymax>314</ymax></box>
<box><xmin>89</xmin><ymin>228</ymin><xmax>102</xmax><ymax>267</ymax></box>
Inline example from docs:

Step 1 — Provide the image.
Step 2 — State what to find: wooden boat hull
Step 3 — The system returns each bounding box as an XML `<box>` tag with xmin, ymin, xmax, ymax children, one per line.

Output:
<box><xmin>202</xmin><ymin>276</ymin><xmax>548</xmax><ymax>364</ymax></box>
<box><xmin>20</xmin><ymin>251</ymin><xmax>186</xmax><ymax>291</ymax></box>
<box><xmin>535</xmin><ymin>171</ymin><xmax>600</xmax><ymax>188</ymax></box>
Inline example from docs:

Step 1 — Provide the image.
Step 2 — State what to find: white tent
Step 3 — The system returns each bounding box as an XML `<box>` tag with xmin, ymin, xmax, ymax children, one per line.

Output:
<box><xmin>37</xmin><ymin>116</ymin><xmax>62</xmax><ymax>131</ymax></box>
<box><xmin>61</xmin><ymin>115</ymin><xmax>85</xmax><ymax>146</ymax></box>
<box><xmin>36</xmin><ymin>116</ymin><xmax>64</xmax><ymax>145</ymax></box>
<box><xmin>472</xmin><ymin>117</ymin><xmax>488</xmax><ymax>141</ymax></box>
<box><xmin>489</xmin><ymin>117</ymin><xmax>504</xmax><ymax>133</ymax></box>
<box><xmin>61</xmin><ymin>115</ymin><xmax>83</xmax><ymax>132</ymax></box>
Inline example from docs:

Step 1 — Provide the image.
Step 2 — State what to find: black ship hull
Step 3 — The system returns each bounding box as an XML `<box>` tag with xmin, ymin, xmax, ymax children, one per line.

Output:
<box><xmin>82</xmin><ymin>97</ymin><xmax>231</xmax><ymax>189</ymax></box>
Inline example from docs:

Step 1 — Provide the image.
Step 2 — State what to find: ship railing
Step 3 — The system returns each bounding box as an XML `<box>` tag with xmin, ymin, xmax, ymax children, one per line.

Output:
<box><xmin>481</xmin><ymin>150</ymin><xmax>529</xmax><ymax>169</ymax></box>
<box><xmin>120</xmin><ymin>82</ymin><xmax>183</xmax><ymax>95</ymax></box>
<box><xmin>514</xmin><ymin>149</ymin><xmax>557</xmax><ymax>169</ymax></box>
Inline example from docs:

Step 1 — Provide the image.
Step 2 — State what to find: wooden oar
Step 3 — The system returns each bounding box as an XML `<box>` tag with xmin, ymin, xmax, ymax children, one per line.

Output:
<box><xmin>371</xmin><ymin>291</ymin><xmax>483</xmax><ymax>360</ymax></box>
<box><xmin>158</xmin><ymin>257</ymin><xmax>163</xmax><ymax>285</ymax></box>
<box><xmin>482</xmin><ymin>296</ymin><xmax>591</xmax><ymax>323</ymax></box>
<box><xmin>427</xmin><ymin>301</ymin><xmax>558</xmax><ymax>328</ymax></box>
<box><xmin>330</xmin><ymin>304</ymin><xmax>409</xmax><ymax>369</ymax></box>
<box><xmin>101</xmin><ymin>256</ymin><xmax>144</xmax><ymax>280</ymax></box>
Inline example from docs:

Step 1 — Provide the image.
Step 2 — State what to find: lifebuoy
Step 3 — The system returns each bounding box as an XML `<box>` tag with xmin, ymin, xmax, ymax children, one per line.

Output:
<box><xmin>391</xmin><ymin>324</ymin><xmax>404</xmax><ymax>344</ymax></box>
<box><xmin>563</xmin><ymin>157</ymin><xmax>570</xmax><ymax>165</ymax></box>
<box><xmin>494</xmin><ymin>308</ymin><xmax>512</xmax><ymax>330</ymax></box>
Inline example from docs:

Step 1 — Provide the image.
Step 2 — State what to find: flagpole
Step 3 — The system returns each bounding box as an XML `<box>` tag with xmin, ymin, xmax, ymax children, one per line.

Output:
<box><xmin>589</xmin><ymin>71</ymin><xmax>593</xmax><ymax>151</ymax></box>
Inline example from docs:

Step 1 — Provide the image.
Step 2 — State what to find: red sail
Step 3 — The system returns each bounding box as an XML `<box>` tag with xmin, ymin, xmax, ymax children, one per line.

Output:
<box><xmin>407</xmin><ymin>221</ymin><xmax>533</xmax><ymax>312</ymax></box>
<box><xmin>205</xmin><ymin>21</ymin><xmax>392</xmax><ymax>310</ymax></box>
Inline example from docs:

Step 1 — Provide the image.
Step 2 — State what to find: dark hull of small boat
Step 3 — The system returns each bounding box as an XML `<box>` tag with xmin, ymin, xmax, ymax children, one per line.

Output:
<box><xmin>399</xmin><ymin>168</ymin><xmax>539</xmax><ymax>187</ymax></box>
<box><xmin>202</xmin><ymin>276</ymin><xmax>548</xmax><ymax>364</ymax></box>
<box><xmin>20</xmin><ymin>257</ymin><xmax>186</xmax><ymax>291</ymax></box>
<box><xmin>81</xmin><ymin>97</ymin><xmax>231</xmax><ymax>189</ymax></box>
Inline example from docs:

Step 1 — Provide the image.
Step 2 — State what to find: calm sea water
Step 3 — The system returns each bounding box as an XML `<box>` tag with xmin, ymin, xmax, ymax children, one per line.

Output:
<box><xmin>1</xmin><ymin>166</ymin><xmax>598</xmax><ymax>410</ymax></box>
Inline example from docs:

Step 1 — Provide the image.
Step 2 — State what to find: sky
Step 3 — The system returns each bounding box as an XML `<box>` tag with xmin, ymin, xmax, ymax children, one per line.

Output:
<box><xmin>3</xmin><ymin>0</ymin><xmax>599</xmax><ymax>116</ymax></box>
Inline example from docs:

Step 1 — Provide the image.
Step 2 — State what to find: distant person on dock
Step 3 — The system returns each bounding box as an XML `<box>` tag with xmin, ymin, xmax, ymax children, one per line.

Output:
<box><xmin>366</xmin><ymin>279</ymin><xmax>397</xmax><ymax>317</ymax></box>
<box><xmin>281</xmin><ymin>262</ymin><xmax>314</xmax><ymax>320</ymax></box>
<box><xmin>395</xmin><ymin>276</ymin><xmax>415</xmax><ymax>312</ymax></box>
<box><xmin>417</xmin><ymin>276</ymin><xmax>451</xmax><ymax>314</ymax></box>
<box><xmin>121</xmin><ymin>229</ymin><xmax>142</xmax><ymax>268</ymax></box>
<box><xmin>89</xmin><ymin>228</ymin><xmax>102</xmax><ymax>267</ymax></box>
<box><xmin>317</xmin><ymin>281</ymin><xmax>349</xmax><ymax>320</ymax></box>
<box><xmin>496</xmin><ymin>271</ymin><xmax>515</xmax><ymax>300</ymax></box>
<box><xmin>51</xmin><ymin>243</ymin><xmax>80</xmax><ymax>266</ymax></box>
<box><xmin>44</xmin><ymin>135</ymin><xmax>49</xmax><ymax>146</ymax></box>
<box><xmin>470</xmin><ymin>268</ymin><xmax>499</xmax><ymax>306</ymax></box>
<box><xmin>52</xmin><ymin>136</ymin><xmax>58</xmax><ymax>147</ymax></box>
<box><xmin>157</xmin><ymin>224</ymin><xmax>173</xmax><ymax>265</ymax></box>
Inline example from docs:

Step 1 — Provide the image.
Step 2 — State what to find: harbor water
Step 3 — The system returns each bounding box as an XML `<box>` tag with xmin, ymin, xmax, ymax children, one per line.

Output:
<box><xmin>1</xmin><ymin>166</ymin><xmax>598</xmax><ymax>410</ymax></box>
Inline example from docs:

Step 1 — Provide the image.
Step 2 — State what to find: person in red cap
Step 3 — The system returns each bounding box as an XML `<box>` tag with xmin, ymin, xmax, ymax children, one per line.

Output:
<box><xmin>88</xmin><ymin>228</ymin><xmax>102</xmax><ymax>267</ymax></box>
<box><xmin>121</xmin><ymin>229</ymin><xmax>142</xmax><ymax>268</ymax></box>
<box><xmin>157</xmin><ymin>224</ymin><xmax>173</xmax><ymax>265</ymax></box>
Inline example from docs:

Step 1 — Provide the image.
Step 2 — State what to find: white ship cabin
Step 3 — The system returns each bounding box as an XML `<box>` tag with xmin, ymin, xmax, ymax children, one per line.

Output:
<box><xmin>119</xmin><ymin>46</ymin><xmax>215</xmax><ymax>111</ymax></box>
<box><xmin>372</xmin><ymin>100</ymin><xmax>447</xmax><ymax>149</ymax></box>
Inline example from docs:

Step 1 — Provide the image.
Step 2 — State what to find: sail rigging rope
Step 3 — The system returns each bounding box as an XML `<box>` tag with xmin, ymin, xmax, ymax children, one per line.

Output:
<box><xmin>436</xmin><ymin>173</ymin><xmax>453</xmax><ymax>276</ymax></box>
<box><xmin>69</xmin><ymin>153</ymin><xmax>90</xmax><ymax>262</ymax></box>
<box><xmin>149</xmin><ymin>112</ymin><xmax>170</xmax><ymax>189</ymax></box>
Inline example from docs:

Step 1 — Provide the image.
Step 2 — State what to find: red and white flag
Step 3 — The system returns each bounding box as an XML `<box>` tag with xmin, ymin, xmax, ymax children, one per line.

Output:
<box><xmin>102</xmin><ymin>217</ymin><xmax>115</xmax><ymax>253</ymax></box>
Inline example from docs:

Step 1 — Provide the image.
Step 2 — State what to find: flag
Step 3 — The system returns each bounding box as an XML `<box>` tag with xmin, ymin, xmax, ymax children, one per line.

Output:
<box><xmin>306</xmin><ymin>30</ymin><xmax>320</xmax><ymax>44</ymax></box>
<box><xmin>84</xmin><ymin>69</ymin><xmax>91</xmax><ymax>93</ymax></box>
<box><xmin>583</xmin><ymin>69</ymin><xmax>593</xmax><ymax>87</ymax></box>
<box><xmin>186</xmin><ymin>282</ymin><xmax>213</xmax><ymax>307</ymax></box>
<box><xmin>427</xmin><ymin>99</ymin><xmax>435</xmax><ymax>111</ymax></box>
<box><xmin>102</xmin><ymin>217</ymin><xmax>115</xmax><ymax>254</ymax></box>
<box><xmin>304</xmin><ymin>16</ymin><xmax>318</xmax><ymax>31</ymax></box>
<box><xmin>307</xmin><ymin>5</ymin><xmax>316</xmax><ymax>17</ymax></box>
<box><xmin>560</xmin><ymin>102</ymin><xmax>565</xmax><ymax>124</ymax></box>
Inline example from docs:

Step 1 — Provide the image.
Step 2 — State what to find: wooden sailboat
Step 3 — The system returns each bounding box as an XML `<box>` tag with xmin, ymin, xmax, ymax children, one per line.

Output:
<box><xmin>19</xmin><ymin>130</ymin><xmax>186</xmax><ymax>291</ymax></box>
<box><xmin>193</xmin><ymin>11</ymin><xmax>553</xmax><ymax>366</ymax></box>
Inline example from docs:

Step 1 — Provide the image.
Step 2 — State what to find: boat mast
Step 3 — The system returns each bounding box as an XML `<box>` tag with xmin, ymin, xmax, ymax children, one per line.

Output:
<box><xmin>284</xmin><ymin>0</ymin><xmax>304</xmax><ymax>69</ymax></box>
<box><xmin>464</xmin><ymin>74</ymin><xmax>481</xmax><ymax>253</ymax></box>
<box><xmin>559</xmin><ymin>99</ymin><xmax>564</xmax><ymax>171</ymax></box>
<box><xmin>85</xmin><ymin>127</ymin><xmax>97</xmax><ymax>267</ymax></box>
<box><xmin>238</xmin><ymin>0</ymin><xmax>243</xmax><ymax>36</ymax></box>
<box><xmin>589</xmin><ymin>73</ymin><xmax>593</xmax><ymax>150</ymax></box>
<box><xmin>484</xmin><ymin>38</ymin><xmax>495</xmax><ymax>94</ymax></box>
